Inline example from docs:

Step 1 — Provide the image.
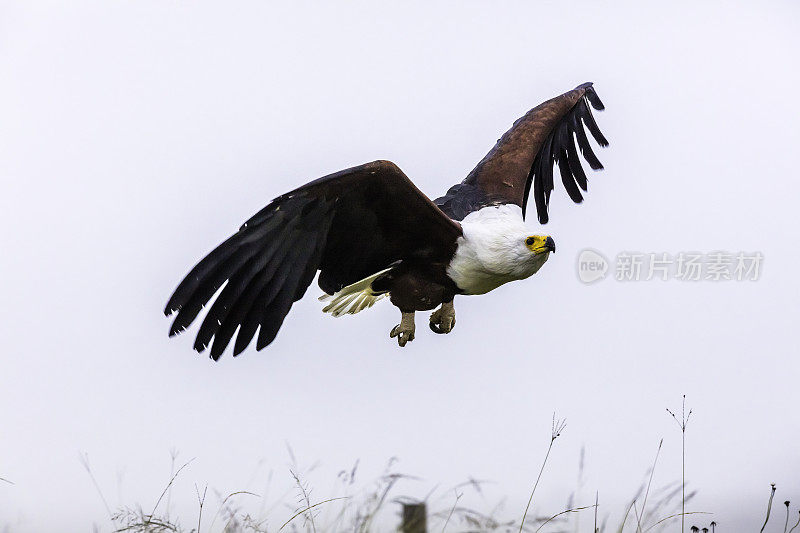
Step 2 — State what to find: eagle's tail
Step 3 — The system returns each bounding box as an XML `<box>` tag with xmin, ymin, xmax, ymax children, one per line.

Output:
<box><xmin>319</xmin><ymin>268</ymin><xmax>392</xmax><ymax>317</ymax></box>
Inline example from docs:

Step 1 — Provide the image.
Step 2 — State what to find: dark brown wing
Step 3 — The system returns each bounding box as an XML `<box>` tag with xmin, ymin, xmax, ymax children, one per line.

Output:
<box><xmin>164</xmin><ymin>160</ymin><xmax>462</xmax><ymax>359</ymax></box>
<box><xmin>462</xmin><ymin>82</ymin><xmax>608</xmax><ymax>223</ymax></box>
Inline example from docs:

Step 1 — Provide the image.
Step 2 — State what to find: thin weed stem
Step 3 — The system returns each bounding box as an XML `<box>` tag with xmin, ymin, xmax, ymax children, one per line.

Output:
<box><xmin>642</xmin><ymin>512</ymin><xmax>713</xmax><ymax>532</ymax></box>
<box><xmin>150</xmin><ymin>459</ymin><xmax>194</xmax><ymax>522</ymax></box>
<box><xmin>637</xmin><ymin>439</ymin><xmax>663</xmax><ymax>533</ymax></box>
<box><xmin>594</xmin><ymin>492</ymin><xmax>599</xmax><ymax>533</ymax></box>
<box><xmin>788</xmin><ymin>510</ymin><xmax>800</xmax><ymax>533</ymax></box>
<box><xmin>441</xmin><ymin>489</ymin><xmax>463</xmax><ymax>533</ymax></box>
<box><xmin>278</xmin><ymin>497</ymin><xmax>349</xmax><ymax>532</ymax></box>
<box><xmin>519</xmin><ymin>414</ymin><xmax>566</xmax><ymax>533</ymax></box>
<box><xmin>667</xmin><ymin>395</ymin><xmax>692</xmax><ymax>533</ymax></box>
<box><xmin>165</xmin><ymin>448</ymin><xmax>178</xmax><ymax>520</ymax></box>
<box><xmin>291</xmin><ymin>468</ymin><xmax>317</xmax><ymax>533</ymax></box>
<box><xmin>79</xmin><ymin>452</ymin><xmax>113</xmax><ymax>519</ymax></box>
<box><xmin>533</xmin><ymin>504</ymin><xmax>595</xmax><ymax>533</ymax></box>
<box><xmin>616</xmin><ymin>499</ymin><xmax>636</xmax><ymax>533</ymax></box>
<box><xmin>207</xmin><ymin>491</ymin><xmax>259</xmax><ymax>533</ymax></box>
<box><xmin>358</xmin><ymin>472</ymin><xmax>406</xmax><ymax>533</ymax></box>
<box><xmin>760</xmin><ymin>484</ymin><xmax>777</xmax><ymax>533</ymax></box>
<box><xmin>785</xmin><ymin>501</ymin><xmax>792</xmax><ymax>533</ymax></box>
<box><xmin>194</xmin><ymin>484</ymin><xmax>207</xmax><ymax>533</ymax></box>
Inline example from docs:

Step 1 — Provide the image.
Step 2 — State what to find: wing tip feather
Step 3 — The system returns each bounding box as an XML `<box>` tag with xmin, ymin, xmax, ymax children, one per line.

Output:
<box><xmin>529</xmin><ymin>83</ymin><xmax>608</xmax><ymax>222</ymax></box>
<box><xmin>576</xmin><ymin>82</ymin><xmax>606</xmax><ymax>111</ymax></box>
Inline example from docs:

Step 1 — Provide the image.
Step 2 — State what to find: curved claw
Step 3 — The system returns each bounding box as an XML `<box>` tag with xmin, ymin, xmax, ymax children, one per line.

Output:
<box><xmin>429</xmin><ymin>318</ymin><xmax>456</xmax><ymax>334</ymax></box>
<box><xmin>429</xmin><ymin>302</ymin><xmax>456</xmax><ymax>335</ymax></box>
<box><xmin>390</xmin><ymin>312</ymin><xmax>416</xmax><ymax>347</ymax></box>
<box><xmin>390</xmin><ymin>324</ymin><xmax>415</xmax><ymax>347</ymax></box>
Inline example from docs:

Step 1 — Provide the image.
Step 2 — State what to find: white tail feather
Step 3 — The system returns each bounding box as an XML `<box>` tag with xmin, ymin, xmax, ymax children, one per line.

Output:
<box><xmin>319</xmin><ymin>268</ymin><xmax>391</xmax><ymax>317</ymax></box>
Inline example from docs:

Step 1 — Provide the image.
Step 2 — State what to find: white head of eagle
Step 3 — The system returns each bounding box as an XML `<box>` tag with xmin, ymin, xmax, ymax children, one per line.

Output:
<box><xmin>446</xmin><ymin>204</ymin><xmax>556</xmax><ymax>296</ymax></box>
<box><xmin>165</xmin><ymin>83</ymin><xmax>607</xmax><ymax>357</ymax></box>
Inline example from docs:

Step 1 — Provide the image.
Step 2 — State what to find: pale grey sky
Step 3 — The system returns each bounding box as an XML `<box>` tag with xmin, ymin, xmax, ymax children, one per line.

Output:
<box><xmin>1</xmin><ymin>1</ymin><xmax>799</xmax><ymax>531</ymax></box>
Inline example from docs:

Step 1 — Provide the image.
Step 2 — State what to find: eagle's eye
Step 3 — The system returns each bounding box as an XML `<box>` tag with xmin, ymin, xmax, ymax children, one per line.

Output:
<box><xmin>525</xmin><ymin>237</ymin><xmax>536</xmax><ymax>246</ymax></box>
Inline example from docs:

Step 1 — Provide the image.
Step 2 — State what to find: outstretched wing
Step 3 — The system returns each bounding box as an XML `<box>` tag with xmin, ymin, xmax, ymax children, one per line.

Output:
<box><xmin>165</xmin><ymin>160</ymin><xmax>461</xmax><ymax>359</ymax></box>
<box><xmin>462</xmin><ymin>82</ymin><xmax>608</xmax><ymax>223</ymax></box>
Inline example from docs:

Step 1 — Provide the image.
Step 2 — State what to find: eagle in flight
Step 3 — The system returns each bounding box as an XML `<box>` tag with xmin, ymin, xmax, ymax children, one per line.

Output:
<box><xmin>165</xmin><ymin>82</ymin><xmax>608</xmax><ymax>358</ymax></box>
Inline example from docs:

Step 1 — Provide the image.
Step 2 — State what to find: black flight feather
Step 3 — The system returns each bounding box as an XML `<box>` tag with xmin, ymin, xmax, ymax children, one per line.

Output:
<box><xmin>578</xmin><ymin>99</ymin><xmax>609</xmax><ymax>147</ymax></box>
<box><xmin>565</xmin><ymin>127</ymin><xmax>588</xmax><ymax>191</ymax></box>
<box><xmin>222</xmin><ymin>203</ymin><xmax>330</xmax><ymax>358</ymax></box>
<box><xmin>165</xmin><ymin>212</ymin><xmax>287</xmax><ymax>324</ymax></box>
<box><xmin>528</xmin><ymin>91</ymin><xmax>609</xmax><ymax>223</ymax></box>
<box><xmin>207</xmin><ymin>223</ymin><xmax>312</xmax><ymax>358</ymax></box>
<box><xmin>254</xmin><ymin>234</ymin><xmax>319</xmax><ymax>351</ymax></box>
<box><xmin>192</xmin><ymin>223</ymin><xmax>295</xmax><ymax>352</ymax></box>
<box><xmin>168</xmin><ymin>240</ymin><xmax>268</xmax><ymax>337</ymax></box>
<box><xmin>557</xmin><ymin>147</ymin><xmax>583</xmax><ymax>203</ymax></box>
<box><xmin>531</xmin><ymin>135</ymin><xmax>554</xmax><ymax>223</ymax></box>
<box><xmin>571</xmin><ymin>112</ymin><xmax>604</xmax><ymax>170</ymax></box>
<box><xmin>584</xmin><ymin>86</ymin><xmax>605</xmax><ymax>111</ymax></box>
<box><xmin>210</xmin><ymin>231</ymin><xmax>301</xmax><ymax>358</ymax></box>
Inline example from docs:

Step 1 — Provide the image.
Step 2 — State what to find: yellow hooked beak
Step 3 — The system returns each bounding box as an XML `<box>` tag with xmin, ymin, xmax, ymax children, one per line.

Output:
<box><xmin>525</xmin><ymin>235</ymin><xmax>556</xmax><ymax>255</ymax></box>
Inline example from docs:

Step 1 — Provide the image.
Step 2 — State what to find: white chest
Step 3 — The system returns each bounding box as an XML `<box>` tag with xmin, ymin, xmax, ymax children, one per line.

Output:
<box><xmin>446</xmin><ymin>205</ymin><xmax>549</xmax><ymax>295</ymax></box>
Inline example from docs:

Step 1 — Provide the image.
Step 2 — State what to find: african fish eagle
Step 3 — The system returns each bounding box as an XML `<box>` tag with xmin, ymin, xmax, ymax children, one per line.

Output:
<box><xmin>165</xmin><ymin>82</ymin><xmax>608</xmax><ymax>358</ymax></box>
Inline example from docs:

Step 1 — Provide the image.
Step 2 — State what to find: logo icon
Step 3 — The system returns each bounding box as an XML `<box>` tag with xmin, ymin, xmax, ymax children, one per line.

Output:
<box><xmin>577</xmin><ymin>249</ymin><xmax>609</xmax><ymax>284</ymax></box>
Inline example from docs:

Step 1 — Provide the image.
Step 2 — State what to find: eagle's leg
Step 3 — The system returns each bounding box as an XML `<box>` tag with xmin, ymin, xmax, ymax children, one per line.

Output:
<box><xmin>390</xmin><ymin>312</ymin><xmax>416</xmax><ymax>347</ymax></box>
<box><xmin>429</xmin><ymin>300</ymin><xmax>456</xmax><ymax>334</ymax></box>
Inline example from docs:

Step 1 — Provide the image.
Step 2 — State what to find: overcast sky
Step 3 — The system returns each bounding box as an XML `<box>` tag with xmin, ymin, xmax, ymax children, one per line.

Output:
<box><xmin>2</xmin><ymin>1</ymin><xmax>799</xmax><ymax>531</ymax></box>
